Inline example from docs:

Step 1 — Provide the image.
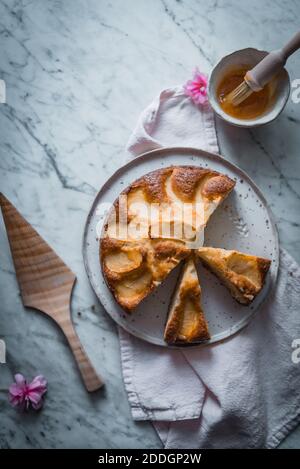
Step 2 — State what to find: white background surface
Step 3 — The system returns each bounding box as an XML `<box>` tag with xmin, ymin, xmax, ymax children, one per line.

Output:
<box><xmin>0</xmin><ymin>0</ymin><xmax>299</xmax><ymax>449</ymax></box>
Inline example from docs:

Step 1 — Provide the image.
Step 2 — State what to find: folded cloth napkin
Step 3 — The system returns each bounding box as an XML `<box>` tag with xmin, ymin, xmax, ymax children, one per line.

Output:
<box><xmin>119</xmin><ymin>85</ymin><xmax>300</xmax><ymax>448</ymax></box>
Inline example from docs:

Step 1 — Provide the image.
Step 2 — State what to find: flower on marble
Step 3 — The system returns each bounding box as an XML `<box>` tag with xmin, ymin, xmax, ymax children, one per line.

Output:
<box><xmin>8</xmin><ymin>373</ymin><xmax>47</xmax><ymax>411</ymax></box>
<box><xmin>184</xmin><ymin>68</ymin><xmax>208</xmax><ymax>105</ymax></box>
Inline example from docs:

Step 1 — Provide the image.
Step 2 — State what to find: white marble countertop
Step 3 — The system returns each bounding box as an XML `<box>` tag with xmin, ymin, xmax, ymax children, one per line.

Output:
<box><xmin>0</xmin><ymin>0</ymin><xmax>299</xmax><ymax>449</ymax></box>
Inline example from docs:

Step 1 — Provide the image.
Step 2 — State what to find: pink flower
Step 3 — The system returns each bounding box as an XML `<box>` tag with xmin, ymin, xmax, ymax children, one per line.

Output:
<box><xmin>9</xmin><ymin>374</ymin><xmax>47</xmax><ymax>411</ymax></box>
<box><xmin>184</xmin><ymin>68</ymin><xmax>208</xmax><ymax>105</ymax></box>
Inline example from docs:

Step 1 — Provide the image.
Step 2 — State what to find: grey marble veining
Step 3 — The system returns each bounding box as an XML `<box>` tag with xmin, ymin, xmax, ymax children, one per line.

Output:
<box><xmin>0</xmin><ymin>0</ymin><xmax>299</xmax><ymax>449</ymax></box>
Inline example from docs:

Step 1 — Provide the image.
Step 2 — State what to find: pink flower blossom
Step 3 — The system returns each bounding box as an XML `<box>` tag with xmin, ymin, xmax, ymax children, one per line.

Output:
<box><xmin>9</xmin><ymin>374</ymin><xmax>47</xmax><ymax>411</ymax></box>
<box><xmin>184</xmin><ymin>68</ymin><xmax>208</xmax><ymax>105</ymax></box>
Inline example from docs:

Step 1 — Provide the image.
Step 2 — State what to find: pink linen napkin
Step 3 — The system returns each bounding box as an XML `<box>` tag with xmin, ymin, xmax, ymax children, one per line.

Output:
<box><xmin>119</xmin><ymin>85</ymin><xmax>300</xmax><ymax>448</ymax></box>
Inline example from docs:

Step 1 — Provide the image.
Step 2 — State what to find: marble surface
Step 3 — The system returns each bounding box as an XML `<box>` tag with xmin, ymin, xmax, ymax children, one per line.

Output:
<box><xmin>0</xmin><ymin>0</ymin><xmax>300</xmax><ymax>449</ymax></box>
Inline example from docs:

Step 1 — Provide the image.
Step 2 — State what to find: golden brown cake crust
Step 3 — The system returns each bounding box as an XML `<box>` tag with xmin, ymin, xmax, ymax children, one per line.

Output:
<box><xmin>171</xmin><ymin>167</ymin><xmax>210</xmax><ymax>201</ymax></box>
<box><xmin>202</xmin><ymin>175</ymin><xmax>236</xmax><ymax>200</ymax></box>
<box><xmin>107</xmin><ymin>165</ymin><xmax>235</xmax><ymax>211</ymax></box>
<box><xmin>171</xmin><ymin>167</ymin><xmax>235</xmax><ymax>202</ymax></box>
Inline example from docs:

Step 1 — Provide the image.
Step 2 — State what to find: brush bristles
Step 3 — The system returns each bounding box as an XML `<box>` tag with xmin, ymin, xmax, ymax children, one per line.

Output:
<box><xmin>225</xmin><ymin>81</ymin><xmax>253</xmax><ymax>106</ymax></box>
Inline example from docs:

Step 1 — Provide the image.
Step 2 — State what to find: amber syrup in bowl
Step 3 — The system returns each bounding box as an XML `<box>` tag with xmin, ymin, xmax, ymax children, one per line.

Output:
<box><xmin>217</xmin><ymin>67</ymin><xmax>272</xmax><ymax>120</ymax></box>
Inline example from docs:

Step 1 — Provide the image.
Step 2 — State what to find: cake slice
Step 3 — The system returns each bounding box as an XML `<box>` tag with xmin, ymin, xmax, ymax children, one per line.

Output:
<box><xmin>101</xmin><ymin>237</ymin><xmax>190</xmax><ymax>311</ymax></box>
<box><xmin>164</xmin><ymin>256</ymin><xmax>210</xmax><ymax>345</ymax></box>
<box><xmin>104</xmin><ymin>166</ymin><xmax>235</xmax><ymax>246</ymax></box>
<box><xmin>196</xmin><ymin>247</ymin><xmax>271</xmax><ymax>305</ymax></box>
<box><xmin>157</xmin><ymin>166</ymin><xmax>235</xmax><ymax>247</ymax></box>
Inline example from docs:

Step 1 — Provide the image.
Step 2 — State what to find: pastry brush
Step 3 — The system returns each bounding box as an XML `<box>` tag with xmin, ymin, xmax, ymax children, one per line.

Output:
<box><xmin>226</xmin><ymin>31</ymin><xmax>300</xmax><ymax>106</ymax></box>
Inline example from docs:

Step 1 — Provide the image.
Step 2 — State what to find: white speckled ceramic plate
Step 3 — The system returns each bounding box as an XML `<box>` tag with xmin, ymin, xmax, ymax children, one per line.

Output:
<box><xmin>82</xmin><ymin>147</ymin><xmax>279</xmax><ymax>347</ymax></box>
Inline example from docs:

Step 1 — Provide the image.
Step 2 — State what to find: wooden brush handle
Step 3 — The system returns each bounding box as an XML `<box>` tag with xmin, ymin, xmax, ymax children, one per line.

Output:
<box><xmin>247</xmin><ymin>30</ymin><xmax>300</xmax><ymax>91</ymax></box>
<box><xmin>61</xmin><ymin>319</ymin><xmax>104</xmax><ymax>392</ymax></box>
<box><xmin>282</xmin><ymin>31</ymin><xmax>300</xmax><ymax>59</ymax></box>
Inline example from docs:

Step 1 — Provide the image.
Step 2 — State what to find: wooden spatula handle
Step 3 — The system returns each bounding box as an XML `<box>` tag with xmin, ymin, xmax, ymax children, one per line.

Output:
<box><xmin>0</xmin><ymin>193</ymin><xmax>104</xmax><ymax>392</ymax></box>
<box><xmin>61</xmin><ymin>320</ymin><xmax>104</xmax><ymax>392</ymax></box>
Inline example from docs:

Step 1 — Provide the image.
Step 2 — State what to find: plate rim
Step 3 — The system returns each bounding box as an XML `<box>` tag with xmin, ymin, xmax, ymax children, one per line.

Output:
<box><xmin>82</xmin><ymin>146</ymin><xmax>279</xmax><ymax>348</ymax></box>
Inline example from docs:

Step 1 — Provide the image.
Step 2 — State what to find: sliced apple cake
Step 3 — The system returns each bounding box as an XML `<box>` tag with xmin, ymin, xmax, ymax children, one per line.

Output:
<box><xmin>164</xmin><ymin>255</ymin><xmax>210</xmax><ymax>345</ymax></box>
<box><xmin>100</xmin><ymin>165</ymin><xmax>235</xmax><ymax>312</ymax></box>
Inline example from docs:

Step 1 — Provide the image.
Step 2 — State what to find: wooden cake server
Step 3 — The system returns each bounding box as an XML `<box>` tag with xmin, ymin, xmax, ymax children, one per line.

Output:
<box><xmin>0</xmin><ymin>193</ymin><xmax>104</xmax><ymax>392</ymax></box>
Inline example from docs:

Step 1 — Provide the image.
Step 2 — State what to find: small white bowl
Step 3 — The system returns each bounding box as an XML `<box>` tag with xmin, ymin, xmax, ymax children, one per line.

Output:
<box><xmin>208</xmin><ymin>48</ymin><xmax>290</xmax><ymax>128</ymax></box>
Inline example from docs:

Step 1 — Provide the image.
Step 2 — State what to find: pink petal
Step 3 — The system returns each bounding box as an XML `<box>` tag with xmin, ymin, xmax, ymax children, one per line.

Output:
<box><xmin>30</xmin><ymin>375</ymin><xmax>47</xmax><ymax>388</ymax></box>
<box><xmin>183</xmin><ymin>83</ymin><xmax>194</xmax><ymax>93</ymax></box>
<box><xmin>28</xmin><ymin>391</ymin><xmax>43</xmax><ymax>405</ymax></box>
<box><xmin>190</xmin><ymin>84</ymin><xmax>202</xmax><ymax>92</ymax></box>
<box><xmin>198</xmin><ymin>74</ymin><xmax>208</xmax><ymax>85</ymax></box>
<box><xmin>197</xmin><ymin>94</ymin><xmax>208</xmax><ymax>105</ymax></box>
<box><xmin>9</xmin><ymin>395</ymin><xmax>22</xmax><ymax>407</ymax></box>
<box><xmin>192</xmin><ymin>68</ymin><xmax>207</xmax><ymax>83</ymax></box>
<box><xmin>9</xmin><ymin>383</ymin><xmax>23</xmax><ymax>397</ymax></box>
<box><xmin>8</xmin><ymin>374</ymin><xmax>47</xmax><ymax>411</ymax></box>
<box><xmin>28</xmin><ymin>376</ymin><xmax>47</xmax><ymax>394</ymax></box>
<box><xmin>183</xmin><ymin>68</ymin><xmax>208</xmax><ymax>106</ymax></box>
<box><xmin>14</xmin><ymin>374</ymin><xmax>26</xmax><ymax>388</ymax></box>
